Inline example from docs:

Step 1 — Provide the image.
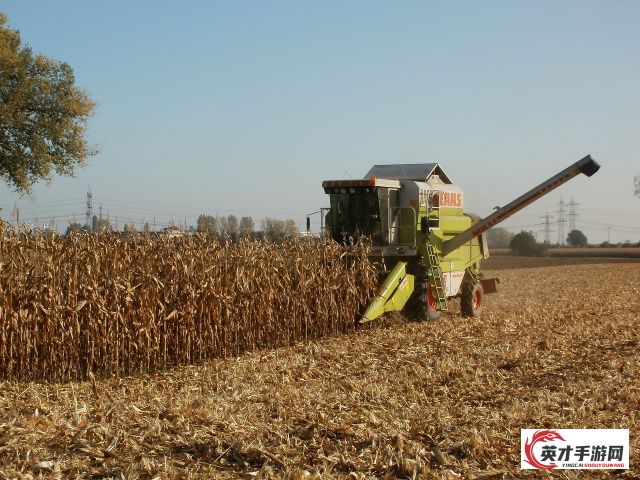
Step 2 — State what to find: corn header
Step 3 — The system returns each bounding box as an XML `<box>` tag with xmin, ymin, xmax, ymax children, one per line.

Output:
<box><xmin>321</xmin><ymin>155</ymin><xmax>600</xmax><ymax>322</ymax></box>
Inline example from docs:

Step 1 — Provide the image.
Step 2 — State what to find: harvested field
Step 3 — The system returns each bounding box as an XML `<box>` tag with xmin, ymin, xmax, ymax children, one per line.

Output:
<box><xmin>484</xmin><ymin>254</ymin><xmax>640</xmax><ymax>270</ymax></box>
<box><xmin>548</xmin><ymin>247</ymin><xmax>640</xmax><ymax>258</ymax></box>
<box><xmin>0</xmin><ymin>258</ymin><xmax>638</xmax><ymax>479</ymax></box>
<box><xmin>491</xmin><ymin>247</ymin><xmax>640</xmax><ymax>259</ymax></box>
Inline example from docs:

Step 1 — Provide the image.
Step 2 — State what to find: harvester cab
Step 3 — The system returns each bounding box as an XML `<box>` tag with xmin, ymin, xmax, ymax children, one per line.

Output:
<box><xmin>322</xmin><ymin>155</ymin><xmax>600</xmax><ymax>323</ymax></box>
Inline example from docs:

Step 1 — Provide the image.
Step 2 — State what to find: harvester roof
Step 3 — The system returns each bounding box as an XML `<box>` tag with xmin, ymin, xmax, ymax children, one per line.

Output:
<box><xmin>364</xmin><ymin>163</ymin><xmax>452</xmax><ymax>184</ymax></box>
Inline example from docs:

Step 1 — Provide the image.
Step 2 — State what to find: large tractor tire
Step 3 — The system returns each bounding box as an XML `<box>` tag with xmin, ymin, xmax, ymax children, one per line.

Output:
<box><xmin>409</xmin><ymin>267</ymin><xmax>442</xmax><ymax>322</ymax></box>
<box><xmin>461</xmin><ymin>281</ymin><xmax>484</xmax><ymax>317</ymax></box>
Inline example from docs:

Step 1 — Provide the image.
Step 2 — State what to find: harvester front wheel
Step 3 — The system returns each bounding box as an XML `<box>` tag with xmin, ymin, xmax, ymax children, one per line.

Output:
<box><xmin>410</xmin><ymin>269</ymin><xmax>442</xmax><ymax>321</ymax></box>
<box><xmin>461</xmin><ymin>281</ymin><xmax>483</xmax><ymax>317</ymax></box>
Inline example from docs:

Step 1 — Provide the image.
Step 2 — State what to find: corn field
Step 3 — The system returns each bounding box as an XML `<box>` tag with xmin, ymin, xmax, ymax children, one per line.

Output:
<box><xmin>0</xmin><ymin>225</ymin><xmax>377</xmax><ymax>382</ymax></box>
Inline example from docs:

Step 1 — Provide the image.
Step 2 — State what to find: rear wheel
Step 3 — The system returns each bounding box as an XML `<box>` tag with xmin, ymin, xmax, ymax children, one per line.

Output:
<box><xmin>424</xmin><ymin>283</ymin><xmax>443</xmax><ymax>321</ymax></box>
<box><xmin>409</xmin><ymin>266</ymin><xmax>442</xmax><ymax>321</ymax></box>
<box><xmin>461</xmin><ymin>281</ymin><xmax>483</xmax><ymax>317</ymax></box>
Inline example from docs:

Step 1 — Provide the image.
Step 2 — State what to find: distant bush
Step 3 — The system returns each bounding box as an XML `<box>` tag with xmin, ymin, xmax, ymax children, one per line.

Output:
<box><xmin>567</xmin><ymin>229</ymin><xmax>588</xmax><ymax>247</ymax></box>
<box><xmin>510</xmin><ymin>230</ymin><xmax>546</xmax><ymax>257</ymax></box>
<box><xmin>486</xmin><ymin>227</ymin><xmax>514</xmax><ymax>248</ymax></box>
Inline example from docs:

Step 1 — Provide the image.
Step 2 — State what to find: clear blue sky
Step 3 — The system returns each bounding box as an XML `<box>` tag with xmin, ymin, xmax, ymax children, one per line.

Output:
<box><xmin>1</xmin><ymin>1</ymin><xmax>639</xmax><ymax>243</ymax></box>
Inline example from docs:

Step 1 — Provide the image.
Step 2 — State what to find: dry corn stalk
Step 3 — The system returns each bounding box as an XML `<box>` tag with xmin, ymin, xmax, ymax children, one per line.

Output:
<box><xmin>0</xmin><ymin>224</ymin><xmax>377</xmax><ymax>382</ymax></box>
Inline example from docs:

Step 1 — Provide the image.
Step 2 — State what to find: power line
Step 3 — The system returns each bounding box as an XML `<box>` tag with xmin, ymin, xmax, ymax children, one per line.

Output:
<box><xmin>95</xmin><ymin>198</ymin><xmax>307</xmax><ymax>217</ymax></box>
<box><xmin>556</xmin><ymin>195</ymin><xmax>566</xmax><ymax>245</ymax></box>
<box><xmin>85</xmin><ymin>187</ymin><xmax>93</xmax><ymax>230</ymax></box>
<box><xmin>0</xmin><ymin>201</ymin><xmax>85</xmax><ymax>212</ymax></box>
<box><xmin>541</xmin><ymin>213</ymin><xmax>554</xmax><ymax>245</ymax></box>
<box><xmin>489</xmin><ymin>208</ymin><xmax>639</xmax><ymax>222</ymax></box>
<box><xmin>567</xmin><ymin>197</ymin><xmax>579</xmax><ymax>231</ymax></box>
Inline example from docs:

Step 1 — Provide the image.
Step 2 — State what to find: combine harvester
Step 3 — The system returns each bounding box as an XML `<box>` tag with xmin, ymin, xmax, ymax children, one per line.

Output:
<box><xmin>321</xmin><ymin>155</ymin><xmax>600</xmax><ymax>322</ymax></box>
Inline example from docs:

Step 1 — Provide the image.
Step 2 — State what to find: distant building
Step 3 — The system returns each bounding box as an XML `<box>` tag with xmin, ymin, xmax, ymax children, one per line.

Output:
<box><xmin>159</xmin><ymin>226</ymin><xmax>188</xmax><ymax>238</ymax></box>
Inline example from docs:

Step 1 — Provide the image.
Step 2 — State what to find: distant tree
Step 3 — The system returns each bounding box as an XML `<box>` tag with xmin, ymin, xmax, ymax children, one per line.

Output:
<box><xmin>196</xmin><ymin>214</ymin><xmax>217</xmax><ymax>235</ymax></box>
<box><xmin>486</xmin><ymin>227</ymin><xmax>514</xmax><ymax>248</ymax></box>
<box><xmin>510</xmin><ymin>230</ymin><xmax>545</xmax><ymax>257</ymax></box>
<box><xmin>239</xmin><ymin>216</ymin><xmax>255</xmax><ymax>239</ymax></box>
<box><xmin>283</xmin><ymin>219</ymin><xmax>298</xmax><ymax>238</ymax></box>
<box><xmin>634</xmin><ymin>175</ymin><xmax>640</xmax><ymax>198</ymax></box>
<box><xmin>226</xmin><ymin>214</ymin><xmax>239</xmax><ymax>242</ymax></box>
<box><xmin>217</xmin><ymin>216</ymin><xmax>228</xmax><ymax>237</ymax></box>
<box><xmin>261</xmin><ymin>217</ymin><xmax>285</xmax><ymax>242</ymax></box>
<box><xmin>98</xmin><ymin>218</ymin><xmax>111</xmax><ymax>233</ymax></box>
<box><xmin>123</xmin><ymin>223</ymin><xmax>136</xmax><ymax>237</ymax></box>
<box><xmin>261</xmin><ymin>217</ymin><xmax>299</xmax><ymax>242</ymax></box>
<box><xmin>0</xmin><ymin>12</ymin><xmax>97</xmax><ymax>194</ymax></box>
<box><xmin>599</xmin><ymin>241</ymin><xmax>611</xmax><ymax>248</ymax></box>
<box><xmin>91</xmin><ymin>214</ymin><xmax>111</xmax><ymax>233</ymax></box>
<box><xmin>567</xmin><ymin>229</ymin><xmax>588</xmax><ymax>247</ymax></box>
<box><xmin>65</xmin><ymin>222</ymin><xmax>85</xmax><ymax>235</ymax></box>
<box><xmin>45</xmin><ymin>216</ymin><xmax>56</xmax><ymax>232</ymax></box>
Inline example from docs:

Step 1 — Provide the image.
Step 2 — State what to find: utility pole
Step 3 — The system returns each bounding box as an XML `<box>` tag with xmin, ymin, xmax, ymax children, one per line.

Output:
<box><xmin>85</xmin><ymin>187</ymin><xmax>93</xmax><ymax>229</ymax></box>
<box><xmin>541</xmin><ymin>213</ymin><xmax>554</xmax><ymax>245</ymax></box>
<box><xmin>556</xmin><ymin>195</ymin><xmax>566</xmax><ymax>245</ymax></box>
<box><xmin>11</xmin><ymin>202</ymin><xmax>19</xmax><ymax>223</ymax></box>
<box><xmin>567</xmin><ymin>197</ymin><xmax>579</xmax><ymax>232</ymax></box>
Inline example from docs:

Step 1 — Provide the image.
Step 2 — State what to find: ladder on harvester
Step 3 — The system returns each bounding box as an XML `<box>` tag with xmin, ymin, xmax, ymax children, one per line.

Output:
<box><xmin>425</xmin><ymin>242</ymin><xmax>448</xmax><ymax>311</ymax></box>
